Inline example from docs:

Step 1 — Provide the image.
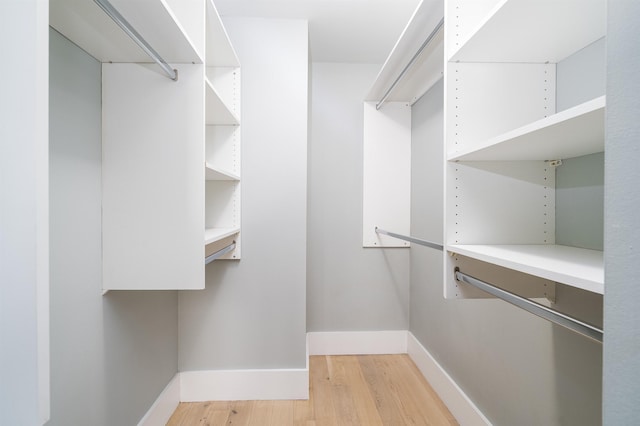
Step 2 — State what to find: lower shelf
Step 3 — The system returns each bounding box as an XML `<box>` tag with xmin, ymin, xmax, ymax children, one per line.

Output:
<box><xmin>447</xmin><ymin>244</ymin><xmax>604</xmax><ymax>294</ymax></box>
<box><xmin>205</xmin><ymin>227</ymin><xmax>240</xmax><ymax>245</ymax></box>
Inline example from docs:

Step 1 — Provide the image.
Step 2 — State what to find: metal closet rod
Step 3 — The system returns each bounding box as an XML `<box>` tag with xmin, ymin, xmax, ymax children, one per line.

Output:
<box><xmin>454</xmin><ymin>268</ymin><xmax>604</xmax><ymax>343</ymax></box>
<box><xmin>94</xmin><ymin>0</ymin><xmax>178</xmax><ymax>81</ymax></box>
<box><xmin>375</xmin><ymin>227</ymin><xmax>443</xmax><ymax>251</ymax></box>
<box><xmin>375</xmin><ymin>17</ymin><xmax>444</xmax><ymax>110</ymax></box>
<box><xmin>205</xmin><ymin>241</ymin><xmax>236</xmax><ymax>265</ymax></box>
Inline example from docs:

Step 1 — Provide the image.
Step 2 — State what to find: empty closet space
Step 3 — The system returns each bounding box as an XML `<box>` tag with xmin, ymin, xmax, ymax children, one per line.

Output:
<box><xmin>9</xmin><ymin>0</ymin><xmax>640</xmax><ymax>425</ymax></box>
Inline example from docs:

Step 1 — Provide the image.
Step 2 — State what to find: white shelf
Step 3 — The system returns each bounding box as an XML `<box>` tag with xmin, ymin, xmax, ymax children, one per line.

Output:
<box><xmin>449</xmin><ymin>0</ymin><xmax>606</xmax><ymax>63</ymax></box>
<box><xmin>449</xmin><ymin>96</ymin><xmax>605</xmax><ymax>161</ymax></box>
<box><xmin>205</xmin><ymin>0</ymin><xmax>240</xmax><ymax>67</ymax></box>
<box><xmin>50</xmin><ymin>0</ymin><xmax>203</xmax><ymax>64</ymax></box>
<box><xmin>205</xmin><ymin>163</ymin><xmax>239</xmax><ymax>181</ymax></box>
<box><xmin>448</xmin><ymin>244</ymin><xmax>604</xmax><ymax>294</ymax></box>
<box><xmin>205</xmin><ymin>227</ymin><xmax>240</xmax><ymax>246</ymax></box>
<box><xmin>206</xmin><ymin>78</ymin><xmax>239</xmax><ymax>125</ymax></box>
<box><xmin>365</xmin><ymin>0</ymin><xmax>444</xmax><ymax>104</ymax></box>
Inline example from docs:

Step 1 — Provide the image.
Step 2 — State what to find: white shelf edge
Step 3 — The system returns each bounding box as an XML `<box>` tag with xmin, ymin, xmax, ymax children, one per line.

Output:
<box><xmin>205</xmin><ymin>162</ymin><xmax>240</xmax><ymax>181</ymax></box>
<box><xmin>205</xmin><ymin>227</ymin><xmax>240</xmax><ymax>246</ymax></box>
<box><xmin>50</xmin><ymin>0</ymin><xmax>203</xmax><ymax>64</ymax></box>
<box><xmin>447</xmin><ymin>244</ymin><xmax>604</xmax><ymax>295</ymax></box>
<box><xmin>205</xmin><ymin>77</ymin><xmax>239</xmax><ymax>125</ymax></box>
<box><xmin>448</xmin><ymin>0</ymin><xmax>606</xmax><ymax>63</ymax></box>
<box><xmin>448</xmin><ymin>96</ymin><xmax>606</xmax><ymax>161</ymax></box>
<box><xmin>205</xmin><ymin>0</ymin><xmax>240</xmax><ymax>67</ymax></box>
<box><xmin>365</xmin><ymin>0</ymin><xmax>444</xmax><ymax>102</ymax></box>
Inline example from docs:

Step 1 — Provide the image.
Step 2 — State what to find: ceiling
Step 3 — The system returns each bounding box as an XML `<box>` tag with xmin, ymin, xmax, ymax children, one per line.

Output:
<box><xmin>213</xmin><ymin>0</ymin><xmax>422</xmax><ymax>63</ymax></box>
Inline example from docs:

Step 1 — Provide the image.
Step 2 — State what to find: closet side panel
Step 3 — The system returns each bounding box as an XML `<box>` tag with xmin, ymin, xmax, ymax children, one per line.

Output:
<box><xmin>102</xmin><ymin>63</ymin><xmax>204</xmax><ymax>290</ymax></box>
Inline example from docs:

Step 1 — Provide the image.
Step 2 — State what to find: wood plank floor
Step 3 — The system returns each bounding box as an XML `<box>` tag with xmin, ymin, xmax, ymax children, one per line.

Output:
<box><xmin>167</xmin><ymin>355</ymin><xmax>458</xmax><ymax>426</ymax></box>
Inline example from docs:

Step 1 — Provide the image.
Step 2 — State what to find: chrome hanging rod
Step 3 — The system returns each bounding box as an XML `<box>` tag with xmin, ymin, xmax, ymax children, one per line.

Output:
<box><xmin>375</xmin><ymin>227</ymin><xmax>443</xmax><ymax>251</ymax></box>
<box><xmin>94</xmin><ymin>0</ymin><xmax>178</xmax><ymax>81</ymax></box>
<box><xmin>454</xmin><ymin>268</ymin><xmax>603</xmax><ymax>343</ymax></box>
<box><xmin>375</xmin><ymin>17</ymin><xmax>444</xmax><ymax>110</ymax></box>
<box><xmin>205</xmin><ymin>242</ymin><xmax>236</xmax><ymax>265</ymax></box>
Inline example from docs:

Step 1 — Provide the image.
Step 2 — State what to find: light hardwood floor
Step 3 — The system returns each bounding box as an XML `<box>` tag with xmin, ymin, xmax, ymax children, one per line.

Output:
<box><xmin>167</xmin><ymin>355</ymin><xmax>458</xmax><ymax>426</ymax></box>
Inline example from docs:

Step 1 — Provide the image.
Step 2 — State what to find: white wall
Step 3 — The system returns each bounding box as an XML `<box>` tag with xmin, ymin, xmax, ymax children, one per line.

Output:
<box><xmin>179</xmin><ymin>18</ymin><xmax>309</xmax><ymax>370</ymax></box>
<box><xmin>604</xmin><ymin>1</ymin><xmax>640</xmax><ymax>423</ymax></box>
<box><xmin>0</xmin><ymin>1</ymin><xmax>50</xmax><ymax>423</ymax></box>
<box><xmin>307</xmin><ymin>62</ymin><xmax>410</xmax><ymax>331</ymax></box>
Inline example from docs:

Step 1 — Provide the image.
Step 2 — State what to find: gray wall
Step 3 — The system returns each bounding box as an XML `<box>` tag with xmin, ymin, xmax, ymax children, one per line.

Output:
<box><xmin>556</xmin><ymin>38</ymin><xmax>606</xmax><ymax>113</ymax></box>
<box><xmin>179</xmin><ymin>18</ymin><xmax>309</xmax><ymax>370</ymax></box>
<box><xmin>0</xmin><ymin>1</ymin><xmax>49</xmax><ymax>423</ymax></box>
<box><xmin>48</xmin><ymin>29</ymin><xmax>179</xmax><ymax>425</ymax></box>
<box><xmin>604</xmin><ymin>1</ymin><xmax>640</xmax><ymax>423</ymax></box>
<box><xmin>409</xmin><ymin>53</ymin><xmax>604</xmax><ymax>423</ymax></box>
<box><xmin>307</xmin><ymin>62</ymin><xmax>410</xmax><ymax>332</ymax></box>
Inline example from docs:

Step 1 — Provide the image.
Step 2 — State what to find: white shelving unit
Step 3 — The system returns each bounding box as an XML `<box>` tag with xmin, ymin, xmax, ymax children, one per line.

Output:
<box><xmin>362</xmin><ymin>0</ymin><xmax>444</xmax><ymax>247</ymax></box>
<box><xmin>444</xmin><ymin>0</ymin><xmax>606</xmax><ymax>298</ymax></box>
<box><xmin>50</xmin><ymin>0</ymin><xmax>242</xmax><ymax>288</ymax></box>
<box><xmin>204</xmin><ymin>0</ymin><xmax>241</xmax><ymax>260</ymax></box>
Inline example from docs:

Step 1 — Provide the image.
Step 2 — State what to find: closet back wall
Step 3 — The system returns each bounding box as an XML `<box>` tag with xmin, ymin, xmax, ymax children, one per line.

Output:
<box><xmin>307</xmin><ymin>62</ymin><xmax>410</xmax><ymax>332</ymax></box>
<box><xmin>179</xmin><ymin>18</ymin><xmax>309</xmax><ymax>370</ymax></box>
<box><xmin>48</xmin><ymin>29</ymin><xmax>178</xmax><ymax>426</ymax></box>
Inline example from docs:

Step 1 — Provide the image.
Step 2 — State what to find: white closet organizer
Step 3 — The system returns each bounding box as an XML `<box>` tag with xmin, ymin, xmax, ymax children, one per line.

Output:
<box><xmin>204</xmin><ymin>0</ymin><xmax>242</xmax><ymax>261</ymax></box>
<box><xmin>444</xmin><ymin>0</ymin><xmax>606</xmax><ymax>298</ymax></box>
<box><xmin>362</xmin><ymin>0</ymin><xmax>444</xmax><ymax>247</ymax></box>
<box><xmin>50</xmin><ymin>0</ymin><xmax>241</xmax><ymax>290</ymax></box>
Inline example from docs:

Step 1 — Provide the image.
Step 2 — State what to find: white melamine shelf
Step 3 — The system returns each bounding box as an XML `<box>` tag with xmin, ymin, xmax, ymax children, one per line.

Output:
<box><xmin>449</xmin><ymin>0</ymin><xmax>605</xmax><ymax>63</ymax></box>
<box><xmin>206</xmin><ymin>78</ymin><xmax>239</xmax><ymax>125</ymax></box>
<box><xmin>449</xmin><ymin>96</ymin><xmax>605</xmax><ymax>161</ymax></box>
<box><xmin>205</xmin><ymin>227</ymin><xmax>240</xmax><ymax>246</ymax></box>
<box><xmin>206</xmin><ymin>0</ymin><xmax>240</xmax><ymax>67</ymax></box>
<box><xmin>448</xmin><ymin>244</ymin><xmax>604</xmax><ymax>294</ymax></box>
<box><xmin>365</xmin><ymin>0</ymin><xmax>444</xmax><ymax>104</ymax></box>
<box><xmin>50</xmin><ymin>0</ymin><xmax>203</xmax><ymax>64</ymax></box>
<box><xmin>205</xmin><ymin>163</ymin><xmax>239</xmax><ymax>181</ymax></box>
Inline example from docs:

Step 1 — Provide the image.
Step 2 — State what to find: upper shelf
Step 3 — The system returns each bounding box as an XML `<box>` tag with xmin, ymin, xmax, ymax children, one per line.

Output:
<box><xmin>449</xmin><ymin>96</ymin><xmax>605</xmax><ymax>161</ymax></box>
<box><xmin>206</xmin><ymin>0</ymin><xmax>240</xmax><ymax>67</ymax></box>
<box><xmin>365</xmin><ymin>0</ymin><xmax>444</xmax><ymax>104</ymax></box>
<box><xmin>448</xmin><ymin>0</ymin><xmax>606</xmax><ymax>63</ymax></box>
<box><xmin>448</xmin><ymin>244</ymin><xmax>604</xmax><ymax>295</ymax></box>
<box><xmin>206</xmin><ymin>78</ymin><xmax>240</xmax><ymax>125</ymax></box>
<box><xmin>50</xmin><ymin>0</ymin><xmax>203</xmax><ymax>64</ymax></box>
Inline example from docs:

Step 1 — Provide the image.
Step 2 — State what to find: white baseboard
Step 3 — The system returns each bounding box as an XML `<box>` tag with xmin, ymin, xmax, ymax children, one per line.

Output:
<box><xmin>407</xmin><ymin>333</ymin><xmax>491</xmax><ymax>426</ymax></box>
<box><xmin>180</xmin><ymin>368</ymin><xmax>309</xmax><ymax>401</ymax></box>
<box><xmin>308</xmin><ymin>330</ymin><xmax>408</xmax><ymax>355</ymax></box>
<box><xmin>142</xmin><ymin>332</ymin><xmax>488</xmax><ymax>426</ymax></box>
<box><xmin>137</xmin><ymin>374</ymin><xmax>181</xmax><ymax>426</ymax></box>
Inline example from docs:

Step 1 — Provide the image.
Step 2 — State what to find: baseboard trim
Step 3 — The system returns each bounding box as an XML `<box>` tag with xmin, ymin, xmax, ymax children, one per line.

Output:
<box><xmin>180</xmin><ymin>368</ymin><xmax>309</xmax><ymax>402</ymax></box>
<box><xmin>308</xmin><ymin>330</ymin><xmax>408</xmax><ymax>355</ymax></box>
<box><xmin>137</xmin><ymin>373</ymin><xmax>181</xmax><ymax>426</ymax></box>
<box><xmin>407</xmin><ymin>333</ymin><xmax>491</xmax><ymax>426</ymax></box>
